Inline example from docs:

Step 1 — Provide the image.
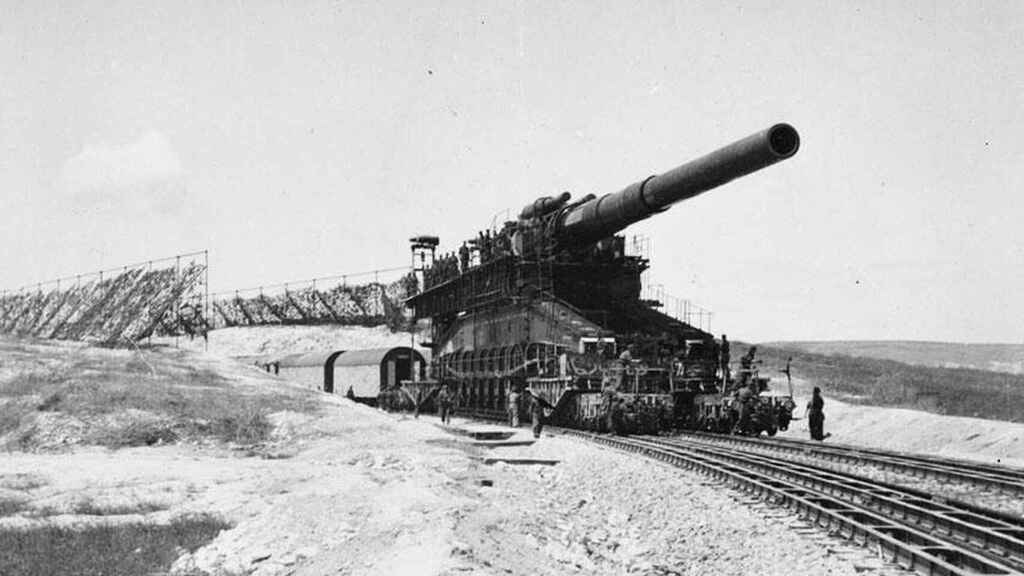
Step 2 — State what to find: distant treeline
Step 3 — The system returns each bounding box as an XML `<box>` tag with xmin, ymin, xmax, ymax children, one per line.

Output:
<box><xmin>754</xmin><ymin>344</ymin><xmax>1024</xmax><ymax>423</ymax></box>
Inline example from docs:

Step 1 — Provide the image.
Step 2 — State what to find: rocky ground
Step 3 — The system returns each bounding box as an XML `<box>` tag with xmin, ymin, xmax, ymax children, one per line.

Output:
<box><xmin>441</xmin><ymin>420</ymin><xmax>904</xmax><ymax>576</ymax></box>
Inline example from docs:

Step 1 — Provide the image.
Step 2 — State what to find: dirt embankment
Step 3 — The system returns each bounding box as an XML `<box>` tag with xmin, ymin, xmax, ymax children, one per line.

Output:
<box><xmin>0</xmin><ymin>336</ymin><xmax>472</xmax><ymax>575</ymax></box>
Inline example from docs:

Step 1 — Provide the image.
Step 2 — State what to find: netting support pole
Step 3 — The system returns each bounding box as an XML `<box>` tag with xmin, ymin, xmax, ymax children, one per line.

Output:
<box><xmin>204</xmin><ymin>250</ymin><xmax>209</xmax><ymax>351</ymax></box>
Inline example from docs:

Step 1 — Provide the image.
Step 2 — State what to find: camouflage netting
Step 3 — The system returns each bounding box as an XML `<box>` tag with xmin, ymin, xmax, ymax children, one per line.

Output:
<box><xmin>0</xmin><ymin>263</ymin><xmax>208</xmax><ymax>345</ymax></box>
<box><xmin>211</xmin><ymin>273</ymin><xmax>418</xmax><ymax>331</ymax></box>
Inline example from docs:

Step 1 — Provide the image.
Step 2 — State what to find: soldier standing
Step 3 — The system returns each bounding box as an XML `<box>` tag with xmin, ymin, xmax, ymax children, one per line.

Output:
<box><xmin>528</xmin><ymin>391</ymin><xmax>544</xmax><ymax>439</ymax></box>
<box><xmin>437</xmin><ymin>384</ymin><xmax>454</xmax><ymax>425</ymax></box>
<box><xmin>719</xmin><ymin>334</ymin><xmax>731</xmax><ymax>388</ymax></box>
<box><xmin>735</xmin><ymin>383</ymin><xmax>755</xmax><ymax>435</ymax></box>
<box><xmin>481</xmin><ymin>230</ymin><xmax>493</xmax><ymax>263</ymax></box>
<box><xmin>806</xmin><ymin>386</ymin><xmax>826</xmax><ymax>441</ymax></box>
<box><xmin>738</xmin><ymin>345</ymin><xmax>758</xmax><ymax>387</ymax></box>
<box><xmin>458</xmin><ymin>242</ymin><xmax>470</xmax><ymax>272</ymax></box>
<box><xmin>507</xmin><ymin>386</ymin><xmax>521</xmax><ymax>428</ymax></box>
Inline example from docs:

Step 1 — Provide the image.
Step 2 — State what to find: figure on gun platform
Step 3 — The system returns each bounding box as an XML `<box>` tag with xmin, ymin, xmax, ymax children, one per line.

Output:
<box><xmin>737</xmin><ymin>345</ymin><xmax>760</xmax><ymax>388</ymax></box>
<box><xmin>437</xmin><ymin>384</ymin><xmax>454</xmax><ymax>425</ymax></box>
<box><xmin>806</xmin><ymin>386</ymin><xmax>827</xmax><ymax>441</ymax></box>
<box><xmin>719</xmin><ymin>334</ymin><xmax>731</xmax><ymax>387</ymax></box>
<box><xmin>458</xmin><ymin>242</ymin><xmax>470</xmax><ymax>272</ymax></box>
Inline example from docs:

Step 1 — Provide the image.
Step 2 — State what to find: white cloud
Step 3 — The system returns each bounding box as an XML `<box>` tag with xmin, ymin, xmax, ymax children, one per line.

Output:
<box><xmin>62</xmin><ymin>131</ymin><xmax>183</xmax><ymax>193</ymax></box>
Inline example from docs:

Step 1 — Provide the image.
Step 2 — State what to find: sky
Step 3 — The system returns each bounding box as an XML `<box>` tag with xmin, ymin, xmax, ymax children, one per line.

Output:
<box><xmin>1</xmin><ymin>0</ymin><xmax>1021</xmax><ymax>343</ymax></box>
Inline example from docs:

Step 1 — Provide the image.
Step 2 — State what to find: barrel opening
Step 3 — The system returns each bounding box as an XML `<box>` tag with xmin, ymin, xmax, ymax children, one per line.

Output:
<box><xmin>768</xmin><ymin>124</ymin><xmax>800</xmax><ymax>158</ymax></box>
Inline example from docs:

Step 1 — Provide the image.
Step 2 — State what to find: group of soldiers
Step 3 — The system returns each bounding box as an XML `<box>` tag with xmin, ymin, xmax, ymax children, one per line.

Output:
<box><xmin>505</xmin><ymin>386</ymin><xmax>547</xmax><ymax>439</ymax></box>
<box><xmin>472</xmin><ymin>228</ymin><xmax>514</xmax><ymax>265</ymax></box>
<box><xmin>423</xmin><ymin>253</ymin><xmax>461</xmax><ymax>288</ymax></box>
<box><xmin>424</xmin><ymin>383</ymin><xmax>546</xmax><ymax>440</ymax></box>
<box><xmin>422</xmin><ymin>228</ymin><xmax>517</xmax><ymax>289</ymax></box>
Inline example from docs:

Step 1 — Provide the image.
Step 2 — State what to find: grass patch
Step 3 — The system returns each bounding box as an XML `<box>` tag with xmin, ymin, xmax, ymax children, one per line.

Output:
<box><xmin>0</xmin><ymin>496</ymin><xmax>28</xmax><ymax>517</ymax></box>
<box><xmin>756</xmin><ymin>344</ymin><xmax>1024</xmax><ymax>422</ymax></box>
<box><xmin>93</xmin><ymin>421</ymin><xmax>181</xmax><ymax>448</ymax></box>
<box><xmin>0</xmin><ymin>513</ymin><xmax>230</xmax><ymax>576</ymax></box>
<box><xmin>0</xmin><ymin>337</ymin><xmax>322</xmax><ymax>450</ymax></box>
<box><xmin>210</xmin><ymin>407</ymin><xmax>272</xmax><ymax>445</ymax></box>
<box><xmin>28</xmin><ymin>498</ymin><xmax>169</xmax><ymax>518</ymax></box>
<box><xmin>0</xmin><ymin>474</ymin><xmax>47</xmax><ymax>491</ymax></box>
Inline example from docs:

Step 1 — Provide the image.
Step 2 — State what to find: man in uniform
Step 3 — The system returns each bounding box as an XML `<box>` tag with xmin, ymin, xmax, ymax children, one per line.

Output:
<box><xmin>738</xmin><ymin>346</ymin><xmax>756</xmax><ymax>386</ymax></box>
<box><xmin>806</xmin><ymin>386</ymin><xmax>826</xmax><ymax>441</ymax></box>
<box><xmin>719</xmin><ymin>334</ymin><xmax>731</xmax><ymax>388</ymax></box>
<box><xmin>735</xmin><ymin>383</ymin><xmax>755</xmax><ymax>435</ymax></box>
<box><xmin>437</xmin><ymin>384</ymin><xmax>454</xmax><ymax>425</ymax></box>
<box><xmin>527</xmin><ymin>390</ymin><xmax>544</xmax><ymax>439</ymax></box>
<box><xmin>507</xmin><ymin>386</ymin><xmax>521</xmax><ymax>428</ymax></box>
<box><xmin>458</xmin><ymin>242</ymin><xmax>470</xmax><ymax>272</ymax></box>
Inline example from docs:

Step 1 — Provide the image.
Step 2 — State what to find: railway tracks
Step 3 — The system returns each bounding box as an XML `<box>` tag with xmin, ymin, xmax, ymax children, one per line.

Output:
<box><xmin>678</xmin><ymin>431</ymin><xmax>1024</xmax><ymax>497</ymax></box>
<box><xmin>555</xmin><ymin>429</ymin><xmax>1024</xmax><ymax>576</ymax></box>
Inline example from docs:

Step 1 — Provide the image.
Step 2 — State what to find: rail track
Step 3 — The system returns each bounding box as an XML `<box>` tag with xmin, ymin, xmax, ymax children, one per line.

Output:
<box><xmin>554</xmin><ymin>429</ymin><xmax>1024</xmax><ymax>576</ymax></box>
<box><xmin>676</xmin><ymin>431</ymin><xmax>1024</xmax><ymax>497</ymax></box>
<box><xmin>452</xmin><ymin>408</ymin><xmax>1024</xmax><ymax>574</ymax></box>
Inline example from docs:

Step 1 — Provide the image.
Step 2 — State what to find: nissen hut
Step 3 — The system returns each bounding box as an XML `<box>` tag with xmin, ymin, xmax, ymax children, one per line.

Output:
<box><xmin>275</xmin><ymin>347</ymin><xmax>426</xmax><ymax>405</ymax></box>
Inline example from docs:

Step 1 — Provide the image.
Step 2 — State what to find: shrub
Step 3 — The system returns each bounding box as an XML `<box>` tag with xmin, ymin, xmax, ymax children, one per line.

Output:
<box><xmin>0</xmin><ymin>513</ymin><xmax>230</xmax><ymax>576</ymax></box>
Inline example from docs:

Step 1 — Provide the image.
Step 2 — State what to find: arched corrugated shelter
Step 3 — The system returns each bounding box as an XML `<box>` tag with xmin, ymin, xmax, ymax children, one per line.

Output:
<box><xmin>276</xmin><ymin>350</ymin><xmax>347</xmax><ymax>392</ymax></box>
<box><xmin>274</xmin><ymin>347</ymin><xmax>426</xmax><ymax>402</ymax></box>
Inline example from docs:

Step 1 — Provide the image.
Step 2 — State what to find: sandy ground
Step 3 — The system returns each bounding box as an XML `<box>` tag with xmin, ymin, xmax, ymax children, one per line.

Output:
<box><xmin>2</xmin><ymin>392</ymin><xmax>904</xmax><ymax>576</ymax></box>
<box><xmin>776</xmin><ymin>376</ymin><xmax>1024</xmax><ymax>467</ymax></box>
<box><xmin>2</xmin><ymin>396</ymin><xmax>477</xmax><ymax>576</ymax></box>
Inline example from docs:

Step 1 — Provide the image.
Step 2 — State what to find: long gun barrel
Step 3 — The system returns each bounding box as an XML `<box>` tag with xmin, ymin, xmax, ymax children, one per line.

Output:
<box><xmin>555</xmin><ymin>123</ymin><xmax>800</xmax><ymax>246</ymax></box>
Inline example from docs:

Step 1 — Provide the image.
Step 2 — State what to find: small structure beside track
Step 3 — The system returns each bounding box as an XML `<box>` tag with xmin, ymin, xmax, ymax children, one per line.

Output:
<box><xmin>271</xmin><ymin>347</ymin><xmax>426</xmax><ymax>403</ymax></box>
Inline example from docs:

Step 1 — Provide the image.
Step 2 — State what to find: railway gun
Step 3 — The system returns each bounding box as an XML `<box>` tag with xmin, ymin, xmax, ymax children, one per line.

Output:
<box><xmin>389</xmin><ymin>123</ymin><xmax>801</xmax><ymax>435</ymax></box>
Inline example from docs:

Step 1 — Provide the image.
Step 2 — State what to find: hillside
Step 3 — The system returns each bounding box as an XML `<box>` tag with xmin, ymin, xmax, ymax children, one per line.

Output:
<box><xmin>0</xmin><ymin>336</ymin><xmax>320</xmax><ymax>451</ymax></box>
<box><xmin>0</xmin><ymin>334</ymin><xmax>482</xmax><ymax>576</ymax></box>
<box><xmin>752</xmin><ymin>343</ymin><xmax>1024</xmax><ymax>423</ymax></box>
<box><xmin>768</xmin><ymin>340</ymin><xmax>1024</xmax><ymax>375</ymax></box>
